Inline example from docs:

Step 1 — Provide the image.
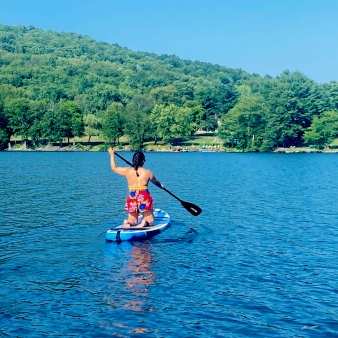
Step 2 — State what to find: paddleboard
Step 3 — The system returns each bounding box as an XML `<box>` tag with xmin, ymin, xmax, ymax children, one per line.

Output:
<box><xmin>105</xmin><ymin>208</ymin><xmax>170</xmax><ymax>242</ymax></box>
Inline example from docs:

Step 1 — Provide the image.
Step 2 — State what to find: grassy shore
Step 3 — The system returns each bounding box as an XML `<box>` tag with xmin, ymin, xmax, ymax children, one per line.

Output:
<box><xmin>7</xmin><ymin>133</ymin><xmax>338</xmax><ymax>153</ymax></box>
<box><xmin>8</xmin><ymin>132</ymin><xmax>225</xmax><ymax>152</ymax></box>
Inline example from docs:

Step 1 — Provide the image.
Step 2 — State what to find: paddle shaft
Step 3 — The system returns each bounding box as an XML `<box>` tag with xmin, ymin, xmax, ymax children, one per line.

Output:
<box><xmin>115</xmin><ymin>152</ymin><xmax>133</xmax><ymax>167</ymax></box>
<box><xmin>162</xmin><ymin>186</ymin><xmax>182</xmax><ymax>203</ymax></box>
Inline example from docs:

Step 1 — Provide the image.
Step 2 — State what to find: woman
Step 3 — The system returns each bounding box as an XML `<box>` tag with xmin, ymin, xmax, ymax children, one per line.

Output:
<box><xmin>108</xmin><ymin>147</ymin><xmax>163</xmax><ymax>227</ymax></box>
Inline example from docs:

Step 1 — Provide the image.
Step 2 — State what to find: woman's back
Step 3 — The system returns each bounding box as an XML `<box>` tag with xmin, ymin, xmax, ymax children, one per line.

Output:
<box><xmin>124</xmin><ymin>167</ymin><xmax>153</xmax><ymax>187</ymax></box>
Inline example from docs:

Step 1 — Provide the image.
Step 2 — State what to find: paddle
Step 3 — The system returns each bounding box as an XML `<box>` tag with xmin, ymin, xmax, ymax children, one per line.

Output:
<box><xmin>114</xmin><ymin>151</ymin><xmax>202</xmax><ymax>216</ymax></box>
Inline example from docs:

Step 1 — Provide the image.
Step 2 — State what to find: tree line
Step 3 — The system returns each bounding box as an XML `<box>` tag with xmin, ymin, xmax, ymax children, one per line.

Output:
<box><xmin>0</xmin><ymin>24</ymin><xmax>338</xmax><ymax>151</ymax></box>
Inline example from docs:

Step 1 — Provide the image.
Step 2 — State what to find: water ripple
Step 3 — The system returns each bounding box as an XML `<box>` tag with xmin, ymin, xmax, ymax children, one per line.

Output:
<box><xmin>1</xmin><ymin>152</ymin><xmax>338</xmax><ymax>337</ymax></box>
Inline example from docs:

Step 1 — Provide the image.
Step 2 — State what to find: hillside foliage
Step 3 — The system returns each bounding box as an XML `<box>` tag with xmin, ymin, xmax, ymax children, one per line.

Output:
<box><xmin>0</xmin><ymin>24</ymin><xmax>337</xmax><ymax>150</ymax></box>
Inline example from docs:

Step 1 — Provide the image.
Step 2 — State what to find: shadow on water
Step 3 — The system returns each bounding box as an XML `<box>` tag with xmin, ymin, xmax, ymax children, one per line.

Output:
<box><xmin>151</xmin><ymin>227</ymin><xmax>197</xmax><ymax>243</ymax></box>
<box><xmin>150</xmin><ymin>221</ymin><xmax>198</xmax><ymax>244</ymax></box>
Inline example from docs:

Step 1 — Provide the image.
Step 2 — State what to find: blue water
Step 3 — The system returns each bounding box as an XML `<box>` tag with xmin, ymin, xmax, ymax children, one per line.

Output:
<box><xmin>1</xmin><ymin>152</ymin><xmax>338</xmax><ymax>337</ymax></box>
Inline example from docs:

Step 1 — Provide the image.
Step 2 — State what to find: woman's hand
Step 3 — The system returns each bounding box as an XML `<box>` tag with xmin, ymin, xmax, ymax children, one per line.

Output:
<box><xmin>108</xmin><ymin>147</ymin><xmax>115</xmax><ymax>156</ymax></box>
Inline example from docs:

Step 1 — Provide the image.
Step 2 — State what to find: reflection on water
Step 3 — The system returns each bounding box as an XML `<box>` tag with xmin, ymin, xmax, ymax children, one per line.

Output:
<box><xmin>102</xmin><ymin>241</ymin><xmax>156</xmax><ymax>335</ymax></box>
<box><xmin>125</xmin><ymin>243</ymin><xmax>154</xmax><ymax>334</ymax></box>
<box><xmin>101</xmin><ymin>224</ymin><xmax>199</xmax><ymax>335</ymax></box>
<box><xmin>124</xmin><ymin>243</ymin><xmax>154</xmax><ymax>311</ymax></box>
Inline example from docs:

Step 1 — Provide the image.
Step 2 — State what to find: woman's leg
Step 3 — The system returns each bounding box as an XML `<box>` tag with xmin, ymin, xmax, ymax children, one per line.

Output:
<box><xmin>124</xmin><ymin>212</ymin><xmax>138</xmax><ymax>227</ymax></box>
<box><xmin>140</xmin><ymin>210</ymin><xmax>154</xmax><ymax>227</ymax></box>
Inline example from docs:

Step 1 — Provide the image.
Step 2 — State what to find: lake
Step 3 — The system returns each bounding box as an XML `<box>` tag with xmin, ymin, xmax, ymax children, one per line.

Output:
<box><xmin>1</xmin><ymin>151</ymin><xmax>338</xmax><ymax>337</ymax></box>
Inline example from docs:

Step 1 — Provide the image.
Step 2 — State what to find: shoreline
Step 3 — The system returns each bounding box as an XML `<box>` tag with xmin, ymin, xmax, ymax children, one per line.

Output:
<box><xmin>3</xmin><ymin>146</ymin><xmax>338</xmax><ymax>153</ymax></box>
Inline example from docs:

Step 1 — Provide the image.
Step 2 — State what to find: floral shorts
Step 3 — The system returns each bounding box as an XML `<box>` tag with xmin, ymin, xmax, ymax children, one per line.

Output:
<box><xmin>125</xmin><ymin>187</ymin><xmax>153</xmax><ymax>213</ymax></box>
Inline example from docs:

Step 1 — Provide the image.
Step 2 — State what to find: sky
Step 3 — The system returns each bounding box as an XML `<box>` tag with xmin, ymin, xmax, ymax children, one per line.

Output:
<box><xmin>1</xmin><ymin>0</ymin><xmax>338</xmax><ymax>83</ymax></box>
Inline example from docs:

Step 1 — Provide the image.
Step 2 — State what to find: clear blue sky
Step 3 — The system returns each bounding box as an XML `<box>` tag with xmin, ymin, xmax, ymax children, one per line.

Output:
<box><xmin>1</xmin><ymin>0</ymin><xmax>337</xmax><ymax>83</ymax></box>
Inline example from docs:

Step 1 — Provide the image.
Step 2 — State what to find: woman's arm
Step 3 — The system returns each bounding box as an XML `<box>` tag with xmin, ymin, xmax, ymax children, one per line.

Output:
<box><xmin>108</xmin><ymin>147</ymin><xmax>129</xmax><ymax>176</ymax></box>
<box><xmin>150</xmin><ymin>173</ymin><xmax>164</xmax><ymax>189</ymax></box>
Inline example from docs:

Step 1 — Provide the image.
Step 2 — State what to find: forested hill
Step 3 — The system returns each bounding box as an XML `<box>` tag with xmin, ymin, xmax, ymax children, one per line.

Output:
<box><xmin>0</xmin><ymin>24</ymin><xmax>338</xmax><ymax>151</ymax></box>
<box><xmin>0</xmin><ymin>24</ymin><xmax>247</xmax><ymax>108</ymax></box>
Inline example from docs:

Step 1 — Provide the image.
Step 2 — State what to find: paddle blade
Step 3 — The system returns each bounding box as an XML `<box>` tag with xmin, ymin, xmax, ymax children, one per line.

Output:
<box><xmin>181</xmin><ymin>200</ymin><xmax>202</xmax><ymax>216</ymax></box>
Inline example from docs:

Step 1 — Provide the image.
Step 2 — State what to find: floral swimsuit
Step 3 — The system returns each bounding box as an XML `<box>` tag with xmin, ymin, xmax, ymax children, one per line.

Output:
<box><xmin>125</xmin><ymin>186</ymin><xmax>153</xmax><ymax>213</ymax></box>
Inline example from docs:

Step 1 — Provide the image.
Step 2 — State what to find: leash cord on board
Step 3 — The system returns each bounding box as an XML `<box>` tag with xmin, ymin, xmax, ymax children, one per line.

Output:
<box><xmin>98</xmin><ymin>231</ymin><xmax>106</xmax><ymax>237</ymax></box>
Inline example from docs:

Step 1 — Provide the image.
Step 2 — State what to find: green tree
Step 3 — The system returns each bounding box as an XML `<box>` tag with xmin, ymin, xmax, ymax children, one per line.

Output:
<box><xmin>151</xmin><ymin>103</ymin><xmax>195</xmax><ymax>144</ymax></box>
<box><xmin>39</xmin><ymin>101</ymin><xmax>82</xmax><ymax>145</ymax></box>
<box><xmin>262</xmin><ymin>71</ymin><xmax>330</xmax><ymax>149</ymax></box>
<box><xmin>202</xmin><ymin>112</ymin><xmax>219</xmax><ymax>132</ymax></box>
<box><xmin>322</xmin><ymin>81</ymin><xmax>338</xmax><ymax>110</ymax></box>
<box><xmin>101</xmin><ymin>102</ymin><xmax>124</xmax><ymax>145</ymax></box>
<box><xmin>58</xmin><ymin>101</ymin><xmax>84</xmax><ymax>143</ymax></box>
<box><xmin>41</xmin><ymin>108</ymin><xmax>60</xmax><ymax>143</ymax></box>
<box><xmin>123</xmin><ymin>97</ymin><xmax>151</xmax><ymax>150</ymax></box>
<box><xmin>149</xmin><ymin>85</ymin><xmax>180</xmax><ymax>105</ymax></box>
<box><xmin>183</xmin><ymin>100</ymin><xmax>205</xmax><ymax>131</ymax></box>
<box><xmin>236</xmin><ymin>84</ymin><xmax>252</xmax><ymax>97</ymax></box>
<box><xmin>0</xmin><ymin>84</ymin><xmax>25</xmax><ymax>104</ymax></box>
<box><xmin>218</xmin><ymin>94</ymin><xmax>268</xmax><ymax>151</ymax></box>
<box><xmin>124</xmin><ymin>109</ymin><xmax>148</xmax><ymax>150</ymax></box>
<box><xmin>171</xmin><ymin>106</ymin><xmax>194</xmax><ymax>137</ymax></box>
<box><xmin>84</xmin><ymin>113</ymin><xmax>101</xmax><ymax>142</ymax></box>
<box><xmin>150</xmin><ymin>104</ymin><xmax>176</xmax><ymax>143</ymax></box>
<box><xmin>197</xmin><ymin>82</ymin><xmax>239</xmax><ymax>117</ymax></box>
<box><xmin>28</xmin><ymin>100</ymin><xmax>49</xmax><ymax>145</ymax></box>
<box><xmin>0</xmin><ymin>99</ymin><xmax>11</xmax><ymax>150</ymax></box>
<box><xmin>54</xmin><ymin>104</ymin><xmax>72</xmax><ymax>144</ymax></box>
<box><xmin>303</xmin><ymin>110</ymin><xmax>338</xmax><ymax>148</ymax></box>
<box><xmin>6</xmin><ymin>98</ymin><xmax>33</xmax><ymax>145</ymax></box>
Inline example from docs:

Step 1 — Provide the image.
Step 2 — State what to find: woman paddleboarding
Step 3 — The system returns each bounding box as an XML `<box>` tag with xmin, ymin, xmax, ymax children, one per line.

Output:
<box><xmin>108</xmin><ymin>147</ymin><xmax>164</xmax><ymax>228</ymax></box>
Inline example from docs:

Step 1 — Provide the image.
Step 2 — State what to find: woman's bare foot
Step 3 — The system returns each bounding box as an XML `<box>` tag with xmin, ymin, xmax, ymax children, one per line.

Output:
<box><xmin>124</xmin><ymin>219</ymin><xmax>142</xmax><ymax>228</ymax></box>
<box><xmin>140</xmin><ymin>220</ymin><xmax>154</xmax><ymax>227</ymax></box>
<box><xmin>123</xmin><ymin>220</ymin><xmax>131</xmax><ymax>228</ymax></box>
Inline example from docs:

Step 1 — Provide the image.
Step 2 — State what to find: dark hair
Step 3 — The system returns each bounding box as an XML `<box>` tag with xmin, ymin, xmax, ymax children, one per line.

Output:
<box><xmin>132</xmin><ymin>151</ymin><xmax>145</xmax><ymax>177</ymax></box>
